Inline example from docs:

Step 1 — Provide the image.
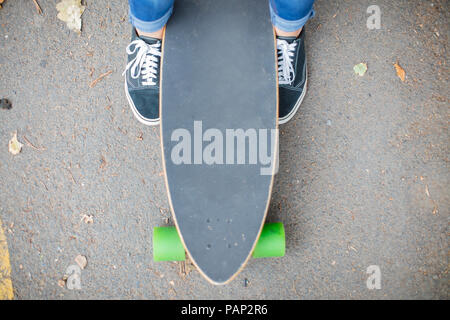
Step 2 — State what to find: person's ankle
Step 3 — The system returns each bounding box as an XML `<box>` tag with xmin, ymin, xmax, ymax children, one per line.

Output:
<box><xmin>274</xmin><ymin>26</ymin><xmax>302</xmax><ymax>38</ymax></box>
<box><xmin>136</xmin><ymin>27</ymin><xmax>164</xmax><ymax>40</ymax></box>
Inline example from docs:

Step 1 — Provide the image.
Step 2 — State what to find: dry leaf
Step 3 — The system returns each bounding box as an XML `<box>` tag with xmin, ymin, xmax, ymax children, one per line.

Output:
<box><xmin>394</xmin><ymin>62</ymin><xmax>406</xmax><ymax>81</ymax></box>
<box><xmin>432</xmin><ymin>205</ymin><xmax>438</xmax><ymax>215</ymax></box>
<box><xmin>100</xmin><ymin>155</ymin><xmax>107</xmax><ymax>169</ymax></box>
<box><xmin>58</xmin><ymin>279</ymin><xmax>66</xmax><ymax>288</ymax></box>
<box><xmin>8</xmin><ymin>132</ymin><xmax>23</xmax><ymax>155</ymax></box>
<box><xmin>81</xmin><ymin>214</ymin><xmax>93</xmax><ymax>224</ymax></box>
<box><xmin>353</xmin><ymin>63</ymin><xmax>368</xmax><ymax>76</ymax></box>
<box><xmin>56</xmin><ymin>0</ymin><xmax>86</xmax><ymax>33</ymax></box>
<box><xmin>74</xmin><ymin>255</ymin><xmax>87</xmax><ymax>269</ymax></box>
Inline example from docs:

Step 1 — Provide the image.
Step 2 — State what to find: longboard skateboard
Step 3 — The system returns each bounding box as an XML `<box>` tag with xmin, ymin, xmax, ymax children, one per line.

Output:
<box><xmin>155</xmin><ymin>0</ymin><xmax>284</xmax><ymax>285</ymax></box>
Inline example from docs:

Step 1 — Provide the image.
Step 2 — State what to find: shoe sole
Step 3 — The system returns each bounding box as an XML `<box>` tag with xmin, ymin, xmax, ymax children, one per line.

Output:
<box><xmin>278</xmin><ymin>73</ymin><xmax>308</xmax><ymax>125</ymax></box>
<box><xmin>124</xmin><ymin>80</ymin><xmax>160</xmax><ymax>126</ymax></box>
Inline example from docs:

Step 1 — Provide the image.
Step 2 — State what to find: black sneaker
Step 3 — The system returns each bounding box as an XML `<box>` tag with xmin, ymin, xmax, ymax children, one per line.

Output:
<box><xmin>277</xmin><ymin>28</ymin><xmax>307</xmax><ymax>124</ymax></box>
<box><xmin>123</xmin><ymin>28</ymin><xmax>161</xmax><ymax>126</ymax></box>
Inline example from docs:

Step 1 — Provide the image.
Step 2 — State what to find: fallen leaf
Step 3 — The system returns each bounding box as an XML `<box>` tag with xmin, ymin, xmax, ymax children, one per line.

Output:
<box><xmin>74</xmin><ymin>255</ymin><xmax>87</xmax><ymax>269</ymax></box>
<box><xmin>81</xmin><ymin>214</ymin><xmax>93</xmax><ymax>224</ymax></box>
<box><xmin>432</xmin><ymin>205</ymin><xmax>438</xmax><ymax>215</ymax></box>
<box><xmin>353</xmin><ymin>63</ymin><xmax>367</xmax><ymax>76</ymax></box>
<box><xmin>58</xmin><ymin>279</ymin><xmax>66</xmax><ymax>288</ymax></box>
<box><xmin>394</xmin><ymin>62</ymin><xmax>406</xmax><ymax>81</ymax></box>
<box><xmin>8</xmin><ymin>132</ymin><xmax>23</xmax><ymax>155</ymax></box>
<box><xmin>99</xmin><ymin>155</ymin><xmax>107</xmax><ymax>169</ymax></box>
<box><xmin>56</xmin><ymin>0</ymin><xmax>86</xmax><ymax>33</ymax></box>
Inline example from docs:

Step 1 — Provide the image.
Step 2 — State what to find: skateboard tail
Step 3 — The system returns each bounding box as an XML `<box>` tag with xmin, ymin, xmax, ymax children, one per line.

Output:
<box><xmin>153</xmin><ymin>223</ymin><xmax>285</xmax><ymax>283</ymax></box>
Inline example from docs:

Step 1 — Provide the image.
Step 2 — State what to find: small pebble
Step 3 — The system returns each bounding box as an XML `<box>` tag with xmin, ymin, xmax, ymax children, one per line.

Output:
<box><xmin>0</xmin><ymin>98</ymin><xmax>12</xmax><ymax>110</ymax></box>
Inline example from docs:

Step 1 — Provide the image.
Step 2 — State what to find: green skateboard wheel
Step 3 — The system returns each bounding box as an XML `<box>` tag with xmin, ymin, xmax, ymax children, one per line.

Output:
<box><xmin>252</xmin><ymin>222</ymin><xmax>285</xmax><ymax>258</ymax></box>
<box><xmin>153</xmin><ymin>226</ymin><xmax>186</xmax><ymax>261</ymax></box>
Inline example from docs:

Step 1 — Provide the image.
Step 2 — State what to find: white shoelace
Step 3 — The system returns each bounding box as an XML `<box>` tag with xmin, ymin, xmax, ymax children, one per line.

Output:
<box><xmin>122</xmin><ymin>39</ymin><xmax>161</xmax><ymax>86</ymax></box>
<box><xmin>277</xmin><ymin>39</ymin><xmax>297</xmax><ymax>85</ymax></box>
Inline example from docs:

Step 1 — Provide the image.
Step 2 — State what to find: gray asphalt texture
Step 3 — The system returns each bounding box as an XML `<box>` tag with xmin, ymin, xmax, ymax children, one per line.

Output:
<box><xmin>0</xmin><ymin>0</ymin><xmax>448</xmax><ymax>299</ymax></box>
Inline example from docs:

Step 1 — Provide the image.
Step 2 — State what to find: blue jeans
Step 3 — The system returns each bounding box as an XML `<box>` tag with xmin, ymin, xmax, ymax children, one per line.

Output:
<box><xmin>129</xmin><ymin>0</ymin><xmax>315</xmax><ymax>33</ymax></box>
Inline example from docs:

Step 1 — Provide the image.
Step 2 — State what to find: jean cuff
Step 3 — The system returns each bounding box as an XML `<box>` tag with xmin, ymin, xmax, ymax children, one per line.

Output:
<box><xmin>269</xmin><ymin>5</ymin><xmax>315</xmax><ymax>32</ymax></box>
<box><xmin>129</xmin><ymin>6</ymin><xmax>173</xmax><ymax>33</ymax></box>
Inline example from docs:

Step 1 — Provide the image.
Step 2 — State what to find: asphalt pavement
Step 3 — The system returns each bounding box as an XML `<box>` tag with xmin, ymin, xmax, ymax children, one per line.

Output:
<box><xmin>0</xmin><ymin>0</ymin><xmax>448</xmax><ymax>299</ymax></box>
